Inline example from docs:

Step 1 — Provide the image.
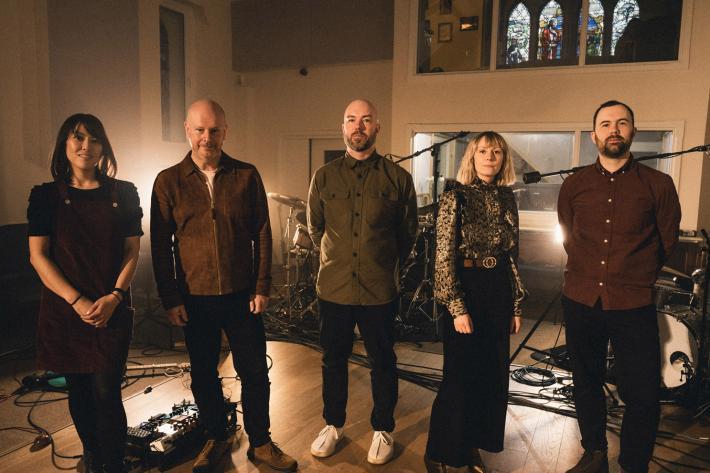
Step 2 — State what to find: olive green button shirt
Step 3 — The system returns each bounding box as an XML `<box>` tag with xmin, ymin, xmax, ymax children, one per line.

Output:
<box><xmin>307</xmin><ymin>152</ymin><xmax>418</xmax><ymax>305</ymax></box>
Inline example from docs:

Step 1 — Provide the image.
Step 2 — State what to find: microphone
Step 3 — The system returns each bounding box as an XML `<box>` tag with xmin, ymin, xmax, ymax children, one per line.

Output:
<box><xmin>523</xmin><ymin>171</ymin><xmax>541</xmax><ymax>184</ymax></box>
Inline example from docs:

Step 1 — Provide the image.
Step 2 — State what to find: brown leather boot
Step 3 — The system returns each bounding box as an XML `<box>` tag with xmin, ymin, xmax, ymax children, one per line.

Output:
<box><xmin>247</xmin><ymin>441</ymin><xmax>297</xmax><ymax>472</ymax></box>
<box><xmin>565</xmin><ymin>450</ymin><xmax>609</xmax><ymax>473</ymax></box>
<box><xmin>192</xmin><ymin>439</ymin><xmax>232</xmax><ymax>473</ymax></box>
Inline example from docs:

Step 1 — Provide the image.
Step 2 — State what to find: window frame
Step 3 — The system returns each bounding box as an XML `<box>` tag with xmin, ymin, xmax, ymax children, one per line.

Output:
<box><xmin>405</xmin><ymin>120</ymin><xmax>684</xmax><ymax>231</ymax></box>
<box><xmin>408</xmin><ymin>0</ymin><xmax>693</xmax><ymax>78</ymax></box>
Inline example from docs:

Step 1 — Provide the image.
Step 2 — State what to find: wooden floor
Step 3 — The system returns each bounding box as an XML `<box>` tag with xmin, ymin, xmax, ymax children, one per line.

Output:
<box><xmin>1</xmin><ymin>332</ymin><xmax>709</xmax><ymax>472</ymax></box>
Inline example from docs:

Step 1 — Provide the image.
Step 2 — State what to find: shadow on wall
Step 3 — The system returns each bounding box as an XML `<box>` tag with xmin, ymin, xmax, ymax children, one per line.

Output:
<box><xmin>0</xmin><ymin>224</ymin><xmax>41</xmax><ymax>351</ymax></box>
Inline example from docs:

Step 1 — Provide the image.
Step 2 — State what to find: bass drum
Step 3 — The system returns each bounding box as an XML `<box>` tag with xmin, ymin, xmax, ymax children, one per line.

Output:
<box><xmin>657</xmin><ymin>308</ymin><xmax>699</xmax><ymax>389</ymax></box>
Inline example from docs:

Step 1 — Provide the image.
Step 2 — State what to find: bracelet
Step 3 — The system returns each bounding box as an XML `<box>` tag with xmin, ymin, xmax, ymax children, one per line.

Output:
<box><xmin>70</xmin><ymin>294</ymin><xmax>82</xmax><ymax>306</ymax></box>
<box><xmin>110</xmin><ymin>291</ymin><xmax>123</xmax><ymax>302</ymax></box>
<box><xmin>112</xmin><ymin>287</ymin><xmax>128</xmax><ymax>299</ymax></box>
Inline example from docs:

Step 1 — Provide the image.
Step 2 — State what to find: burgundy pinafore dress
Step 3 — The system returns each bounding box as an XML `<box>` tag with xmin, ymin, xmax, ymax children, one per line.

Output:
<box><xmin>36</xmin><ymin>179</ymin><xmax>133</xmax><ymax>374</ymax></box>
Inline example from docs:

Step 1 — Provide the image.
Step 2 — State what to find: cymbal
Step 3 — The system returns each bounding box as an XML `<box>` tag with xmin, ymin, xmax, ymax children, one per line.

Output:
<box><xmin>660</xmin><ymin>266</ymin><xmax>689</xmax><ymax>279</ymax></box>
<box><xmin>268</xmin><ymin>192</ymin><xmax>306</xmax><ymax>209</ymax></box>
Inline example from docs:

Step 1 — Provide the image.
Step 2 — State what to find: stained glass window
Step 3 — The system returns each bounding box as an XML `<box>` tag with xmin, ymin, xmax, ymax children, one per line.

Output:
<box><xmin>538</xmin><ymin>1</ymin><xmax>563</xmax><ymax>60</ymax></box>
<box><xmin>506</xmin><ymin>3</ymin><xmax>530</xmax><ymax>64</ymax></box>
<box><xmin>586</xmin><ymin>0</ymin><xmax>604</xmax><ymax>56</ymax></box>
<box><xmin>612</xmin><ymin>0</ymin><xmax>640</xmax><ymax>55</ymax></box>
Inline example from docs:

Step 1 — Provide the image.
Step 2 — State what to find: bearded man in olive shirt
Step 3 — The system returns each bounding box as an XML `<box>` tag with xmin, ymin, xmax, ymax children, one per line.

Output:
<box><xmin>559</xmin><ymin>100</ymin><xmax>681</xmax><ymax>473</ymax></box>
<box><xmin>306</xmin><ymin>99</ymin><xmax>417</xmax><ymax>465</ymax></box>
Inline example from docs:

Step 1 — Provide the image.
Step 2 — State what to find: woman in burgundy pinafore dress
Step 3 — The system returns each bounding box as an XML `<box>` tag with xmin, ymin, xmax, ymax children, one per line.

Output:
<box><xmin>28</xmin><ymin>114</ymin><xmax>142</xmax><ymax>473</ymax></box>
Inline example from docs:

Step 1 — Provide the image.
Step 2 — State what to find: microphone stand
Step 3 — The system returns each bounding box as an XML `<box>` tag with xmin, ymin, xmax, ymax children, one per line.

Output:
<box><xmin>523</xmin><ymin>144</ymin><xmax>710</xmax><ymax>184</ymax></box>
<box><xmin>395</xmin><ymin>131</ymin><xmax>470</xmax><ymax>336</ymax></box>
<box><xmin>694</xmin><ymin>229</ymin><xmax>709</xmax><ymax>408</ymax></box>
<box><xmin>395</xmin><ymin>131</ymin><xmax>470</xmax><ymax>201</ymax></box>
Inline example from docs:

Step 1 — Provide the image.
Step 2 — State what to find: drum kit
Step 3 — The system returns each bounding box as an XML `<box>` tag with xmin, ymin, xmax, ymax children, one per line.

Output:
<box><xmin>653</xmin><ymin>265</ymin><xmax>708</xmax><ymax>392</ymax></box>
<box><xmin>267</xmin><ymin>193</ymin><xmax>318</xmax><ymax>319</ymax></box>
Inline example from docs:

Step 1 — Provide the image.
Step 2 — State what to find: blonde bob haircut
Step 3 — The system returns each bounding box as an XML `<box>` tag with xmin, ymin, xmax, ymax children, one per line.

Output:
<box><xmin>456</xmin><ymin>131</ymin><xmax>516</xmax><ymax>186</ymax></box>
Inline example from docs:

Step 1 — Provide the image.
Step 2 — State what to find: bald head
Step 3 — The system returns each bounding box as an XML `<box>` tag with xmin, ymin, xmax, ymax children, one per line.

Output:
<box><xmin>186</xmin><ymin>99</ymin><xmax>226</xmax><ymax>123</ymax></box>
<box><xmin>342</xmin><ymin>99</ymin><xmax>380</xmax><ymax>159</ymax></box>
<box><xmin>185</xmin><ymin>99</ymin><xmax>228</xmax><ymax>166</ymax></box>
<box><xmin>343</xmin><ymin>99</ymin><xmax>378</xmax><ymax>124</ymax></box>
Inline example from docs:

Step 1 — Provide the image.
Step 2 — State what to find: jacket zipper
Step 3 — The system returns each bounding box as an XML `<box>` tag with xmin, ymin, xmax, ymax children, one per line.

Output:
<box><xmin>207</xmin><ymin>178</ymin><xmax>223</xmax><ymax>295</ymax></box>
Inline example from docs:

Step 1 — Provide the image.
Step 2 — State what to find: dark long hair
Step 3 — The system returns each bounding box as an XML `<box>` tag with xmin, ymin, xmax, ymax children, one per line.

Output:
<box><xmin>50</xmin><ymin>113</ymin><xmax>117</xmax><ymax>182</ymax></box>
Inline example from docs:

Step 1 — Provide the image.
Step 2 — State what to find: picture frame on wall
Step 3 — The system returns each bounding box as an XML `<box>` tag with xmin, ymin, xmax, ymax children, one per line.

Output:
<box><xmin>440</xmin><ymin>0</ymin><xmax>452</xmax><ymax>15</ymax></box>
<box><xmin>438</xmin><ymin>22</ymin><xmax>453</xmax><ymax>42</ymax></box>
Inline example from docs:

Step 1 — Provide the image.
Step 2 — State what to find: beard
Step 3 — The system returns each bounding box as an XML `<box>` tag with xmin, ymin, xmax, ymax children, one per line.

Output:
<box><xmin>596</xmin><ymin>136</ymin><xmax>631</xmax><ymax>159</ymax></box>
<box><xmin>344</xmin><ymin>131</ymin><xmax>377</xmax><ymax>152</ymax></box>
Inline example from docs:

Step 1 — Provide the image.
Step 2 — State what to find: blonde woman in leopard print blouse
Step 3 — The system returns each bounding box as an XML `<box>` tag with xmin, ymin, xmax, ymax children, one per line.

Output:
<box><xmin>425</xmin><ymin>131</ymin><xmax>525</xmax><ymax>473</ymax></box>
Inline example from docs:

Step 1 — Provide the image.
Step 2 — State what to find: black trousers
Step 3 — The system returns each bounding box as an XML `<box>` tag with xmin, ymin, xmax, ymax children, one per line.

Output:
<box><xmin>426</xmin><ymin>263</ymin><xmax>514</xmax><ymax>467</ymax></box>
<box><xmin>184</xmin><ymin>291</ymin><xmax>271</xmax><ymax>447</ymax></box>
<box><xmin>318</xmin><ymin>298</ymin><xmax>398</xmax><ymax>432</ymax></box>
<box><xmin>562</xmin><ymin>296</ymin><xmax>661</xmax><ymax>473</ymax></box>
<box><xmin>65</xmin><ymin>369</ymin><xmax>126</xmax><ymax>471</ymax></box>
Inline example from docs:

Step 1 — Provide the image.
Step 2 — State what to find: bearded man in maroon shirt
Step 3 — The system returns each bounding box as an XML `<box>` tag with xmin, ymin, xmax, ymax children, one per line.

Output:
<box><xmin>558</xmin><ymin>100</ymin><xmax>681</xmax><ymax>473</ymax></box>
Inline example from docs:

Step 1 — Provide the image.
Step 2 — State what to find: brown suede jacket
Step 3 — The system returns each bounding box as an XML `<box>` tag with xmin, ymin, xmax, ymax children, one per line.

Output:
<box><xmin>150</xmin><ymin>152</ymin><xmax>272</xmax><ymax>310</ymax></box>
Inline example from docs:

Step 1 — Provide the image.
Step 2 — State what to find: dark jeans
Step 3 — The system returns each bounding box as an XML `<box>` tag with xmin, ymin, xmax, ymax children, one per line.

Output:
<box><xmin>65</xmin><ymin>369</ymin><xmax>126</xmax><ymax>471</ymax></box>
<box><xmin>184</xmin><ymin>291</ymin><xmax>271</xmax><ymax>447</ymax></box>
<box><xmin>562</xmin><ymin>296</ymin><xmax>661</xmax><ymax>473</ymax></box>
<box><xmin>426</xmin><ymin>263</ymin><xmax>513</xmax><ymax>466</ymax></box>
<box><xmin>318</xmin><ymin>298</ymin><xmax>398</xmax><ymax>432</ymax></box>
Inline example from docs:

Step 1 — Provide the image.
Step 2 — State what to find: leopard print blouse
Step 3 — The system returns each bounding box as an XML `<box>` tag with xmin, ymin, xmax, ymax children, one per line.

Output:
<box><xmin>433</xmin><ymin>178</ymin><xmax>525</xmax><ymax>318</ymax></box>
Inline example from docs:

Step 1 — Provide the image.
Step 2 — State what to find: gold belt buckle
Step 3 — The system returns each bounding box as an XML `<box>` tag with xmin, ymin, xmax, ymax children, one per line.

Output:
<box><xmin>482</xmin><ymin>256</ymin><xmax>497</xmax><ymax>269</ymax></box>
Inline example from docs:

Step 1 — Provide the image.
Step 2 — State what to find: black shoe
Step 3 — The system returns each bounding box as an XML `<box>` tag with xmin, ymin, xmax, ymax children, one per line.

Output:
<box><xmin>79</xmin><ymin>450</ymin><xmax>102</xmax><ymax>473</ymax></box>
<box><xmin>566</xmin><ymin>450</ymin><xmax>609</xmax><ymax>473</ymax></box>
<box><xmin>469</xmin><ymin>448</ymin><xmax>487</xmax><ymax>473</ymax></box>
<box><xmin>424</xmin><ymin>454</ymin><xmax>446</xmax><ymax>473</ymax></box>
<box><xmin>193</xmin><ymin>439</ymin><xmax>232</xmax><ymax>473</ymax></box>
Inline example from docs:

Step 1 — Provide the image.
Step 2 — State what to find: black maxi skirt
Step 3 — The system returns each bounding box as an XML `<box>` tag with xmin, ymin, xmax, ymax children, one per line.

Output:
<box><xmin>425</xmin><ymin>259</ymin><xmax>514</xmax><ymax>467</ymax></box>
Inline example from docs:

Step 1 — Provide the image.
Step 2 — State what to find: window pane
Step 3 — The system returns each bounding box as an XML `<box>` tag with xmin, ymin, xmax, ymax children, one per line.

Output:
<box><xmin>579</xmin><ymin>130</ymin><xmax>674</xmax><ymax>174</ymax></box>
<box><xmin>411</xmin><ymin>131</ymin><xmax>573</xmax><ymax>212</ymax></box>
<box><xmin>506</xmin><ymin>3</ymin><xmax>531</xmax><ymax>64</ymax></box>
<box><xmin>585</xmin><ymin>0</ymin><xmax>682</xmax><ymax>64</ymax></box>
<box><xmin>538</xmin><ymin>1</ymin><xmax>564</xmax><ymax>61</ymax></box>
<box><xmin>160</xmin><ymin>7</ymin><xmax>186</xmax><ymax>142</ymax></box>
<box><xmin>416</xmin><ymin>0</ymin><xmax>493</xmax><ymax>73</ymax></box>
<box><xmin>498</xmin><ymin>0</ymin><xmax>581</xmax><ymax>69</ymax></box>
<box><xmin>586</xmin><ymin>0</ymin><xmax>605</xmax><ymax>57</ymax></box>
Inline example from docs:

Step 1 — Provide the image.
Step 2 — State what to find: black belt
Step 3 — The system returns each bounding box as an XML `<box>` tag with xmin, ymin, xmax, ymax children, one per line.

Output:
<box><xmin>461</xmin><ymin>256</ymin><xmax>498</xmax><ymax>269</ymax></box>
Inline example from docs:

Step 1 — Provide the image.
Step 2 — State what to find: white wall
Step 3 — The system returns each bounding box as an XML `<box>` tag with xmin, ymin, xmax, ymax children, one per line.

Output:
<box><xmin>231</xmin><ymin>61</ymin><xmax>394</xmax><ymax>261</ymax></box>
<box><xmin>392</xmin><ymin>0</ymin><xmax>710</xmax><ymax>231</ymax></box>
<box><xmin>0</xmin><ymin>0</ymin><xmax>53</xmax><ymax>225</ymax></box>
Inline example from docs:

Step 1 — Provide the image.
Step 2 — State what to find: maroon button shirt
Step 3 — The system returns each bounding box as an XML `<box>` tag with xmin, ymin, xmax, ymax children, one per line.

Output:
<box><xmin>557</xmin><ymin>157</ymin><xmax>681</xmax><ymax>310</ymax></box>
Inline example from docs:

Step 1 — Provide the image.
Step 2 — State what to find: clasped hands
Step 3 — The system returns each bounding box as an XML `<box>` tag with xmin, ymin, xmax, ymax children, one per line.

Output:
<box><xmin>73</xmin><ymin>293</ymin><xmax>121</xmax><ymax>328</ymax></box>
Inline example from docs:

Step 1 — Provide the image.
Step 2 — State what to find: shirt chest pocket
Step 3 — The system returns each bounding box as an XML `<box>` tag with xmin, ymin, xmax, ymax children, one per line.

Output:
<box><xmin>323</xmin><ymin>190</ymin><xmax>351</xmax><ymax>227</ymax></box>
<box><xmin>365</xmin><ymin>189</ymin><xmax>400</xmax><ymax>228</ymax></box>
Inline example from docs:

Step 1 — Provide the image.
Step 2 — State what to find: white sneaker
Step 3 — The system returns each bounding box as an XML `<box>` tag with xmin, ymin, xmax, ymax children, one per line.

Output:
<box><xmin>367</xmin><ymin>430</ymin><xmax>394</xmax><ymax>464</ymax></box>
<box><xmin>310</xmin><ymin>425</ymin><xmax>343</xmax><ymax>458</ymax></box>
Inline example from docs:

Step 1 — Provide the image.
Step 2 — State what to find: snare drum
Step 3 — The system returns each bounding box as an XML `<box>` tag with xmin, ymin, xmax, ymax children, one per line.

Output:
<box><xmin>657</xmin><ymin>308</ymin><xmax>699</xmax><ymax>388</ymax></box>
<box><xmin>292</xmin><ymin>224</ymin><xmax>314</xmax><ymax>250</ymax></box>
<box><xmin>654</xmin><ymin>282</ymin><xmax>692</xmax><ymax>309</ymax></box>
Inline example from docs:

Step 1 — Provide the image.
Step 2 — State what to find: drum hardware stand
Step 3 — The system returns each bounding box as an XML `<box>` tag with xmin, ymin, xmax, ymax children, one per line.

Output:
<box><xmin>692</xmin><ymin>228</ymin><xmax>710</xmax><ymax>407</ymax></box>
<box><xmin>402</xmin><ymin>233</ymin><xmax>440</xmax><ymax>332</ymax></box>
<box><xmin>395</xmin><ymin>131</ymin><xmax>471</xmax><ymax>332</ymax></box>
